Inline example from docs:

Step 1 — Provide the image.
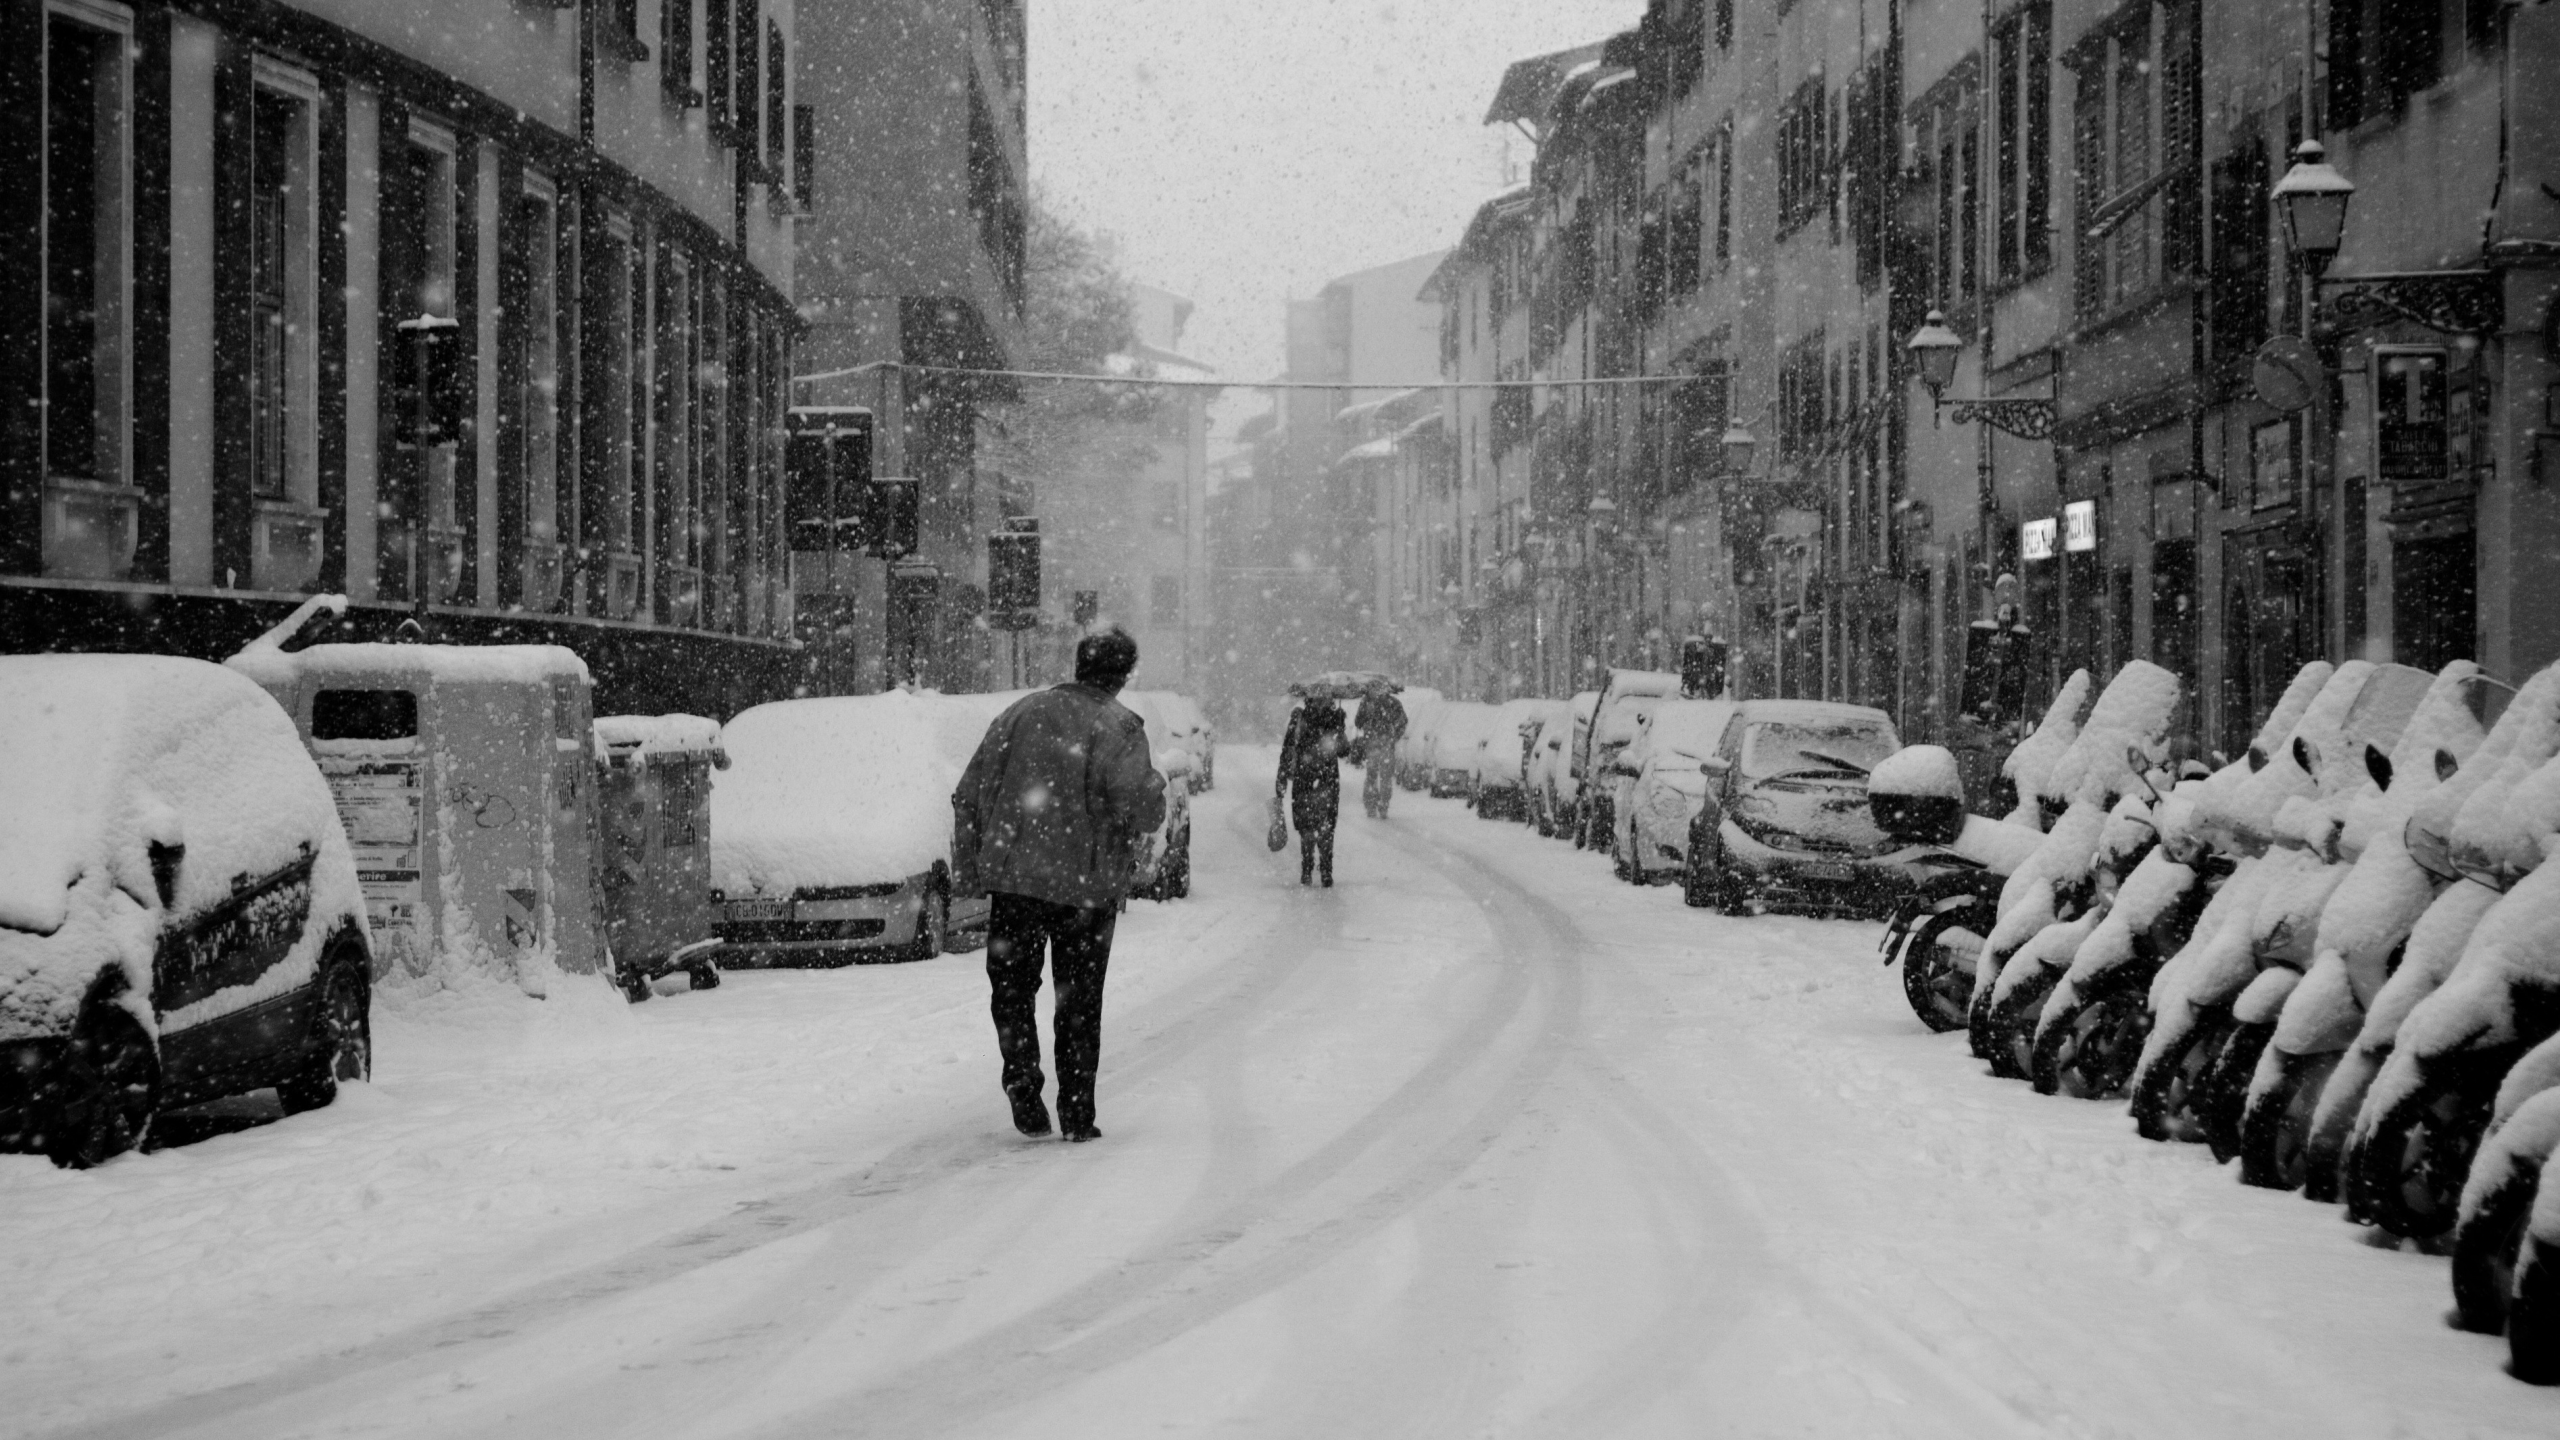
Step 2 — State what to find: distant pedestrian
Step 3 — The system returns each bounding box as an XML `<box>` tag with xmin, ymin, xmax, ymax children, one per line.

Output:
<box><xmin>1356</xmin><ymin>689</ymin><xmax>1407</xmax><ymax>819</ymax></box>
<box><xmin>950</xmin><ymin>628</ymin><xmax>1168</xmax><ymax>1142</ymax></box>
<box><xmin>1277</xmin><ymin>695</ymin><xmax>1349</xmax><ymax>885</ymax></box>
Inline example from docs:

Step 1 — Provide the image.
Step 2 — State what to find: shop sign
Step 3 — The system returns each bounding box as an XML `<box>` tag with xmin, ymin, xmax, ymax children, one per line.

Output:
<box><xmin>2020</xmin><ymin>516</ymin><xmax>2058</xmax><ymax>561</ymax></box>
<box><xmin>2376</xmin><ymin>347</ymin><xmax>2449</xmax><ymax>482</ymax></box>
<box><xmin>2062</xmin><ymin>500</ymin><xmax>2098</xmax><ymax>552</ymax></box>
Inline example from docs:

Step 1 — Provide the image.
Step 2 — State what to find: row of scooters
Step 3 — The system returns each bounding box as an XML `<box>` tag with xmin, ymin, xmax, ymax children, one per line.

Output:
<box><xmin>1871</xmin><ymin>655</ymin><xmax>2560</xmax><ymax>1384</ymax></box>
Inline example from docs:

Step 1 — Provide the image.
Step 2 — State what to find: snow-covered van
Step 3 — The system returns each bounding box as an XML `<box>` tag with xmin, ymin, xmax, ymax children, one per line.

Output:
<box><xmin>0</xmin><ymin>655</ymin><xmax>373</xmax><ymax>1167</ymax></box>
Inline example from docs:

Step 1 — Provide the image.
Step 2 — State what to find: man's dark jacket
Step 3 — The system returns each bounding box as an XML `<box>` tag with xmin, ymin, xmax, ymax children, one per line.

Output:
<box><xmin>951</xmin><ymin>683</ymin><xmax>1169</xmax><ymax>908</ymax></box>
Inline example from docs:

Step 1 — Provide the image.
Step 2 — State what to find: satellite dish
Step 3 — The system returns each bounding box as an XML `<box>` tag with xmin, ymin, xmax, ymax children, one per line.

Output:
<box><xmin>2252</xmin><ymin>336</ymin><xmax>2321</xmax><ymax>414</ymax></box>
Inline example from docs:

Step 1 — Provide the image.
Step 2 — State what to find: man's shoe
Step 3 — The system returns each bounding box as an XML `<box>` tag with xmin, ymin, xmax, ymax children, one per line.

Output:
<box><xmin>1062</xmin><ymin>1122</ymin><xmax>1103</xmax><ymax>1143</ymax></box>
<box><xmin>1008</xmin><ymin>1090</ymin><xmax>1053</xmax><ymax>1137</ymax></box>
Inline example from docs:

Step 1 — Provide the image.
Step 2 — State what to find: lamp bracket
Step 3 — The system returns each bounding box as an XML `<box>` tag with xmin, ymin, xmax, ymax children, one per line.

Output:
<box><xmin>2319</xmin><ymin>269</ymin><xmax>2500</xmax><ymax>336</ymax></box>
<box><xmin>1938</xmin><ymin>395</ymin><xmax>2058</xmax><ymax>441</ymax></box>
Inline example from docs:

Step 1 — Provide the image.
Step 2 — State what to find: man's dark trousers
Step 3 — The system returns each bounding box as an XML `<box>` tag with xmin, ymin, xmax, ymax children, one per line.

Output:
<box><xmin>986</xmin><ymin>892</ymin><xmax>1118</xmax><ymax>1131</ymax></box>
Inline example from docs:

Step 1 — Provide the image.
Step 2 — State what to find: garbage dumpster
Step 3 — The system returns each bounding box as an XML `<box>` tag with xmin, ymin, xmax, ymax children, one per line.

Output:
<box><xmin>229</xmin><ymin>618</ymin><xmax>609</xmax><ymax>998</ymax></box>
<box><xmin>594</xmin><ymin>715</ymin><xmax>728</xmax><ymax>999</ymax></box>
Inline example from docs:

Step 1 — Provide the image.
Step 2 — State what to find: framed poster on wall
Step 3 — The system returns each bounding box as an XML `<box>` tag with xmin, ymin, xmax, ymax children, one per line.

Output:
<box><xmin>2375</xmin><ymin>346</ymin><xmax>2450</xmax><ymax>482</ymax></box>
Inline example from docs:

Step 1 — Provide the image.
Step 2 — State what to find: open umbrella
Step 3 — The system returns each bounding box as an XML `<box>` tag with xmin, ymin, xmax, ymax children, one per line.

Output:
<box><xmin>1294</xmin><ymin>670</ymin><xmax>1401</xmax><ymax>700</ymax></box>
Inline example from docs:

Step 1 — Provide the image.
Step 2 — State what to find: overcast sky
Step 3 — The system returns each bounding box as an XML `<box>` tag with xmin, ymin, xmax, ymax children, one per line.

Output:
<box><xmin>1026</xmin><ymin>0</ymin><xmax>1644</xmax><ymax>386</ymax></box>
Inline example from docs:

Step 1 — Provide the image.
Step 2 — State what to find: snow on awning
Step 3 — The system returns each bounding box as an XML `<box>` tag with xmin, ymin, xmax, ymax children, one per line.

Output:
<box><xmin>1337</xmin><ymin>437</ymin><xmax>1398</xmax><ymax>464</ymax></box>
<box><xmin>1392</xmin><ymin>411</ymin><xmax>1446</xmax><ymax>442</ymax></box>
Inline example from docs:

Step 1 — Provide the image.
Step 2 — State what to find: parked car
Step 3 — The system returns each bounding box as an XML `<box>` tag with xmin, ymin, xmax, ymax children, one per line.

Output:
<box><xmin>1127</xmin><ymin>689</ymin><xmax>1214</xmax><ymax>792</ymax></box>
<box><xmin>1526</xmin><ymin>691</ymin><xmax>1600</xmax><ymax>838</ymax></box>
<box><xmin>1575</xmin><ymin>670</ymin><xmax>1681</xmax><ymax>848</ymax></box>
<box><xmin>1394</xmin><ymin>688</ymin><xmax>1448</xmax><ymax>790</ymax></box>
<box><xmin>1117</xmin><ymin>691</ymin><xmax>1200</xmax><ymax>900</ymax></box>
<box><xmin>0</xmin><ymin>655</ymin><xmax>374</xmax><ymax>1168</ymax></box>
<box><xmin>1610</xmin><ymin>698</ymin><xmax>1740</xmax><ymax>883</ymax></box>
<box><xmin>711</xmin><ymin>689</ymin><xmax>1023</xmax><ymax>965</ymax></box>
<box><xmin>1682</xmin><ymin>700</ymin><xmax>1912</xmax><ymax>916</ymax></box>
<box><xmin>1428</xmin><ymin>701</ymin><xmax>1501</xmax><ymax>798</ymax></box>
<box><xmin>1475</xmin><ymin>698</ymin><xmax>1563</xmax><ymax>821</ymax></box>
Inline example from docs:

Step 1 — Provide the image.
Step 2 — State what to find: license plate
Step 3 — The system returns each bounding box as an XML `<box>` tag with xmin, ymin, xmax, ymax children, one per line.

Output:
<box><xmin>727</xmin><ymin>899</ymin><xmax>790</xmax><ymax>922</ymax></box>
<box><xmin>1795</xmin><ymin>862</ymin><xmax>1856</xmax><ymax>883</ymax></box>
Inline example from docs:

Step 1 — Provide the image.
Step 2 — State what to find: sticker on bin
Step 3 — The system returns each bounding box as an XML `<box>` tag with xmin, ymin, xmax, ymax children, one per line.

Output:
<box><xmin>727</xmin><ymin>898</ymin><xmax>790</xmax><ymax>922</ymax></box>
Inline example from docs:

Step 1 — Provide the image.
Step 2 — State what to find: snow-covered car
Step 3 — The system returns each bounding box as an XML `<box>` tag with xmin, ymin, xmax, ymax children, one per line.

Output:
<box><xmin>1473</xmin><ymin>698</ymin><xmax>1563</xmax><ymax>821</ymax></box>
<box><xmin>1117</xmin><ymin>691</ymin><xmax>1199</xmax><ymax>900</ymax></box>
<box><xmin>1609</xmin><ymin>698</ymin><xmax>1738</xmax><ymax>883</ymax></box>
<box><xmin>1526</xmin><ymin>691</ymin><xmax>1599</xmax><ymax>838</ymax></box>
<box><xmin>1682</xmin><ymin>700</ymin><xmax>1910</xmax><ymax>916</ymax></box>
<box><xmin>1127</xmin><ymin>689</ymin><xmax>1214</xmax><ymax>792</ymax></box>
<box><xmin>1427</xmin><ymin>701</ymin><xmax>1500</xmax><ymax>798</ymax></box>
<box><xmin>1394</xmin><ymin>688</ymin><xmax>1448</xmax><ymax>790</ymax></box>
<box><xmin>1574</xmin><ymin>669</ymin><xmax>1679</xmax><ymax>848</ymax></box>
<box><xmin>711</xmin><ymin>689</ymin><xmax>1019</xmax><ymax>965</ymax></box>
<box><xmin>0</xmin><ymin>655</ymin><xmax>374</xmax><ymax>1167</ymax></box>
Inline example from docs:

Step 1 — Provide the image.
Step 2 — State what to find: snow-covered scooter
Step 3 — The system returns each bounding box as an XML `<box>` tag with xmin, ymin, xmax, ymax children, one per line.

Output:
<box><xmin>2235</xmin><ymin>661</ymin><xmax>2490</xmax><ymax>1191</ymax></box>
<box><xmin>2344</xmin><ymin>674</ymin><xmax>2560</xmax><ymax>1242</ymax></box>
<box><xmin>1964</xmin><ymin>661</ymin><xmax>2183</xmax><ymax>1080</ymax></box>
<box><xmin>1871</xmin><ymin>745</ymin><xmax>2046</xmax><ymax>1031</ymax></box>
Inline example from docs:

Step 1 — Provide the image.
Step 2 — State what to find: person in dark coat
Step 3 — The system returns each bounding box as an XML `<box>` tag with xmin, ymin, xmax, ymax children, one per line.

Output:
<box><xmin>1354</xmin><ymin>689</ymin><xmax>1407</xmax><ymax>819</ymax></box>
<box><xmin>1277</xmin><ymin>695</ymin><xmax>1349</xmax><ymax>885</ymax></box>
<box><xmin>951</xmin><ymin>628</ymin><xmax>1168</xmax><ymax>1142</ymax></box>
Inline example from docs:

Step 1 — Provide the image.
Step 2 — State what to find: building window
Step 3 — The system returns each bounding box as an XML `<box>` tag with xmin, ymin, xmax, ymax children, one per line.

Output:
<box><xmin>1844</xmin><ymin>52</ymin><xmax>1896</xmax><ymax>291</ymax></box>
<box><xmin>512</xmin><ymin>172</ymin><xmax>563</xmax><ymax>606</ymax></box>
<box><xmin>662</xmin><ymin>0</ymin><xmax>700</xmax><ymax>108</ymax></box>
<box><xmin>792</xmin><ymin>104</ymin><xmax>815</xmax><ymax>210</ymax></box>
<box><xmin>1152</xmin><ymin>574</ymin><xmax>1182</xmax><ymax>626</ymax></box>
<box><xmin>706</xmin><ymin>0</ymin><xmax>732</xmax><ymax>135</ymax></box>
<box><xmin>2069</xmin><ymin>1</ymin><xmax>2196</xmax><ymax>321</ymax></box>
<box><xmin>1777</xmin><ymin>333</ymin><xmax>1825</xmax><ymax>460</ymax></box>
<box><xmin>249</xmin><ymin>62</ymin><xmax>320</xmax><ymax>507</ymax></box>
<box><xmin>1914</xmin><ymin>84</ymin><xmax>1980</xmax><ymax>308</ymax></box>
<box><xmin>2329</xmin><ymin>0</ymin><xmax>2486</xmax><ymax>128</ymax></box>
<box><xmin>396</xmin><ymin>117</ymin><xmax>463</xmax><ymax>604</ymax></box>
<box><xmin>1713</xmin><ymin>116</ymin><xmax>1733</xmax><ymax>267</ymax></box>
<box><xmin>765</xmin><ymin>22</ymin><xmax>787</xmax><ymax>178</ymax></box>
<box><xmin>2206</xmin><ymin>127</ymin><xmax>2273</xmax><ymax>371</ymax></box>
<box><xmin>1667</xmin><ymin>153</ymin><xmax>1703</xmax><ymax>299</ymax></box>
<box><xmin>731</xmin><ymin>0</ymin><xmax>761</xmax><ymax>162</ymax></box>
<box><xmin>44</xmin><ymin>2</ymin><xmax>132</xmax><ymax>491</ymax></box>
<box><xmin>598</xmin><ymin>0</ymin><xmax>647</xmax><ymax>62</ymax></box>
<box><xmin>1715</xmin><ymin>0</ymin><xmax>1733</xmax><ymax>50</ymax></box>
<box><xmin>1990</xmin><ymin>4</ymin><xmax>2052</xmax><ymax>284</ymax></box>
<box><xmin>1775</xmin><ymin>75</ymin><xmax>1828</xmax><ymax>237</ymax></box>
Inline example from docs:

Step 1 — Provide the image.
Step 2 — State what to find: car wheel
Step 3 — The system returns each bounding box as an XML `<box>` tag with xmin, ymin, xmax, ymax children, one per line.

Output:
<box><xmin>1171</xmin><ymin>837</ymin><xmax>1193</xmax><ymax>898</ymax></box>
<box><xmin>281</xmin><ymin>953</ymin><xmax>372</xmax><ymax>1115</ymax></box>
<box><xmin>2512</xmin><ymin>1234</ymin><xmax>2560</xmax><ymax>1384</ymax></box>
<box><xmin>907</xmin><ymin>886</ymin><xmax>951</xmax><ymax>961</ymax></box>
<box><xmin>615</xmin><ymin>947</ymin><xmax>655</xmax><ymax>1004</ymax></box>
<box><xmin>45</xmin><ymin>996</ymin><xmax>159</xmax><ymax>1169</ymax></box>
<box><xmin>688</xmin><ymin>961</ymin><xmax>724</xmax><ymax>990</ymax></box>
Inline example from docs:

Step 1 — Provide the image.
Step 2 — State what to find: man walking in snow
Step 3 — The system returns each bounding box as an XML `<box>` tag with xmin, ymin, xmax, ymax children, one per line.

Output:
<box><xmin>950</xmin><ymin>628</ymin><xmax>1168</xmax><ymax>1142</ymax></box>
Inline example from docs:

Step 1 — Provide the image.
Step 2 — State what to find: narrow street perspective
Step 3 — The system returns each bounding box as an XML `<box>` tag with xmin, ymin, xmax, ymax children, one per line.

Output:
<box><xmin>6</xmin><ymin>0</ymin><xmax>2560</xmax><ymax>1436</ymax></box>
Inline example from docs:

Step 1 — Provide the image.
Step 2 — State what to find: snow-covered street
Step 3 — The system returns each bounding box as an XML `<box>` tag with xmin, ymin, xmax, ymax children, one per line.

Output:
<box><xmin>7</xmin><ymin>749</ymin><xmax>2555</xmax><ymax>1439</ymax></box>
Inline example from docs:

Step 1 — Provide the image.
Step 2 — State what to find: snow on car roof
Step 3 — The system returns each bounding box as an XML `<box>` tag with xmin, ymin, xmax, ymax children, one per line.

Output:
<box><xmin>712</xmin><ymin>690</ymin><xmax>994</xmax><ymax>895</ymax></box>
<box><xmin>0</xmin><ymin>656</ymin><xmax>357</xmax><ymax>1030</ymax></box>
<box><xmin>1640</xmin><ymin>699</ymin><xmax>1737</xmax><ymax>758</ymax></box>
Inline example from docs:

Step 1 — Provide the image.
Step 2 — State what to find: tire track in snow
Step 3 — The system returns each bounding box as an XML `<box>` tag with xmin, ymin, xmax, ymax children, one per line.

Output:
<box><xmin>37</xmin><ymin>785</ymin><xmax>1343</xmax><ymax>1440</ymax></box>
<box><xmin>736</xmin><ymin>797</ymin><xmax>1588</xmax><ymax>1440</ymax></box>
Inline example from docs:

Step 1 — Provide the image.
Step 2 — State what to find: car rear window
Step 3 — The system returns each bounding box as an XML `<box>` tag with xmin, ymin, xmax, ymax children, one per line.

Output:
<box><xmin>312</xmin><ymin>689</ymin><xmax>418</xmax><ymax>741</ymax></box>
